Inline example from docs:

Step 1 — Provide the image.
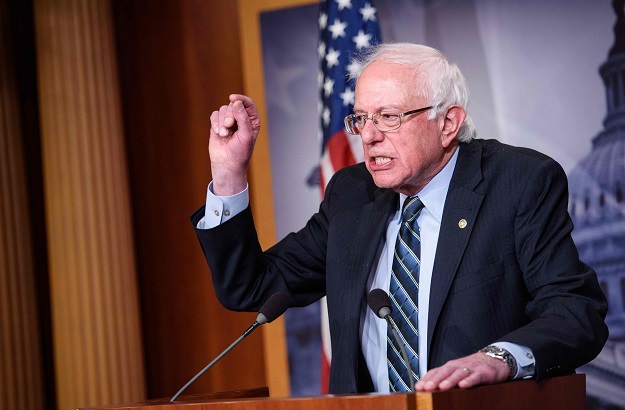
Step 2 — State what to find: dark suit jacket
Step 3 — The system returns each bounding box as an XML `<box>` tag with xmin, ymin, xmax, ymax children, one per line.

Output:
<box><xmin>191</xmin><ymin>138</ymin><xmax>608</xmax><ymax>394</ymax></box>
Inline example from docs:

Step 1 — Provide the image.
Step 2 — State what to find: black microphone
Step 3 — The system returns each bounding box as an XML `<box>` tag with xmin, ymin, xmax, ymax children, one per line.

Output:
<box><xmin>367</xmin><ymin>288</ymin><xmax>416</xmax><ymax>391</ymax></box>
<box><xmin>170</xmin><ymin>292</ymin><xmax>291</xmax><ymax>402</ymax></box>
<box><xmin>368</xmin><ymin>288</ymin><xmax>392</xmax><ymax>319</ymax></box>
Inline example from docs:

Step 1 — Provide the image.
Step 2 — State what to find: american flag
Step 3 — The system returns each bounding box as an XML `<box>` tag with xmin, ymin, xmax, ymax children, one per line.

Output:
<box><xmin>317</xmin><ymin>0</ymin><xmax>381</xmax><ymax>393</ymax></box>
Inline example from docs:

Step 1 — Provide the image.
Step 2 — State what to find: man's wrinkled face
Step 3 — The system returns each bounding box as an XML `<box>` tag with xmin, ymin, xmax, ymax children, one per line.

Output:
<box><xmin>354</xmin><ymin>61</ymin><xmax>454</xmax><ymax>196</ymax></box>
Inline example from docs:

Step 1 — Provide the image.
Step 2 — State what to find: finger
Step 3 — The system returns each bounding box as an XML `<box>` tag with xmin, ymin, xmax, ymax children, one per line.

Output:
<box><xmin>457</xmin><ymin>363</ymin><xmax>501</xmax><ymax>388</ymax></box>
<box><xmin>223</xmin><ymin>103</ymin><xmax>236</xmax><ymax>129</ymax></box>
<box><xmin>229</xmin><ymin>94</ymin><xmax>254</xmax><ymax>107</ymax></box>
<box><xmin>458</xmin><ymin>370</ymin><xmax>485</xmax><ymax>389</ymax></box>
<box><xmin>210</xmin><ymin>110</ymin><xmax>220</xmax><ymax>135</ymax></box>
<box><xmin>217</xmin><ymin>105</ymin><xmax>228</xmax><ymax>133</ymax></box>
<box><xmin>437</xmin><ymin>367</ymin><xmax>474</xmax><ymax>391</ymax></box>
<box><xmin>416</xmin><ymin>367</ymin><xmax>454</xmax><ymax>392</ymax></box>
<box><xmin>415</xmin><ymin>369</ymin><xmax>435</xmax><ymax>391</ymax></box>
<box><xmin>230</xmin><ymin>94</ymin><xmax>260</xmax><ymax>129</ymax></box>
<box><xmin>230</xmin><ymin>99</ymin><xmax>253</xmax><ymax>138</ymax></box>
<box><xmin>218</xmin><ymin>104</ymin><xmax>234</xmax><ymax>137</ymax></box>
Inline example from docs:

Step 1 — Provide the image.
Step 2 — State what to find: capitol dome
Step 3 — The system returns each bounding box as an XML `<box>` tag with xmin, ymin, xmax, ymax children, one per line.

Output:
<box><xmin>568</xmin><ymin>2</ymin><xmax>625</xmax><ymax>341</ymax></box>
<box><xmin>569</xmin><ymin>129</ymin><xmax>625</xmax><ymax>228</ymax></box>
<box><xmin>566</xmin><ymin>1</ymin><xmax>625</xmax><ymax>406</ymax></box>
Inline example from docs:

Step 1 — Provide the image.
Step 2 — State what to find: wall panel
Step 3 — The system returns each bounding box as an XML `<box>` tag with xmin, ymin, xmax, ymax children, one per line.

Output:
<box><xmin>113</xmin><ymin>0</ymin><xmax>287</xmax><ymax>398</ymax></box>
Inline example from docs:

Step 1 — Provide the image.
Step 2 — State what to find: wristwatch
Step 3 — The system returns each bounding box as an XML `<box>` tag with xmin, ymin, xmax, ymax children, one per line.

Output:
<box><xmin>479</xmin><ymin>345</ymin><xmax>517</xmax><ymax>380</ymax></box>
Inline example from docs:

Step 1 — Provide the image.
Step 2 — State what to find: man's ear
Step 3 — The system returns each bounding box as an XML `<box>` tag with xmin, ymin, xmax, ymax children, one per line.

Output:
<box><xmin>441</xmin><ymin>105</ymin><xmax>466</xmax><ymax>148</ymax></box>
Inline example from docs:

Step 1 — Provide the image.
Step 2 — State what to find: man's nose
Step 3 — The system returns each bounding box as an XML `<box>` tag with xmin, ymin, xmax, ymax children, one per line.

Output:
<box><xmin>360</xmin><ymin>119</ymin><xmax>383</xmax><ymax>144</ymax></box>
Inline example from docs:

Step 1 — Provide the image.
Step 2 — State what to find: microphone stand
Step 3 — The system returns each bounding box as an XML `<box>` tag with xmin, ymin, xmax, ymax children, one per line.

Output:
<box><xmin>170</xmin><ymin>320</ymin><xmax>262</xmax><ymax>402</ymax></box>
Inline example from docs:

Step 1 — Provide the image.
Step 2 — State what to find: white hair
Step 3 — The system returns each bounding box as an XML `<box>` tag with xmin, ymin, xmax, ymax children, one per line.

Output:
<box><xmin>348</xmin><ymin>43</ymin><xmax>476</xmax><ymax>142</ymax></box>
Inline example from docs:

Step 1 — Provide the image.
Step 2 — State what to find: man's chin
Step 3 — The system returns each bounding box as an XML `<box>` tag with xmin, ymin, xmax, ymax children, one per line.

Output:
<box><xmin>370</xmin><ymin>175</ymin><xmax>400</xmax><ymax>191</ymax></box>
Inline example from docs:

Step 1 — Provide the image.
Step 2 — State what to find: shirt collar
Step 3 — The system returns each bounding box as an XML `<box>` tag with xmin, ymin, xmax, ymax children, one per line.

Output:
<box><xmin>398</xmin><ymin>146</ymin><xmax>459</xmax><ymax>223</ymax></box>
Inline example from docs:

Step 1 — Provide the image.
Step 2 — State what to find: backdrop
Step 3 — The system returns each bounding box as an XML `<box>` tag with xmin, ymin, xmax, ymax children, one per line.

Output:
<box><xmin>260</xmin><ymin>0</ymin><xmax>624</xmax><ymax>407</ymax></box>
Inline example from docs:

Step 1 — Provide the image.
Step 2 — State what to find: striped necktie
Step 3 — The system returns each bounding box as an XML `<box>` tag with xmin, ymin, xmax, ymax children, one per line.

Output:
<box><xmin>388</xmin><ymin>196</ymin><xmax>424</xmax><ymax>392</ymax></box>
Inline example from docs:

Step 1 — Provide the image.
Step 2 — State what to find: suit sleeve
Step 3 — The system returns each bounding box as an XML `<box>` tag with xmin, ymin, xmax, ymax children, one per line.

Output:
<box><xmin>190</xmin><ymin>172</ymin><xmax>344</xmax><ymax>312</ymax></box>
<box><xmin>502</xmin><ymin>157</ymin><xmax>608</xmax><ymax>380</ymax></box>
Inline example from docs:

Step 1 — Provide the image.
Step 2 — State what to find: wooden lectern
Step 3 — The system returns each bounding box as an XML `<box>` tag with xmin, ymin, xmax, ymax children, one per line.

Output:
<box><xmin>79</xmin><ymin>374</ymin><xmax>585</xmax><ymax>410</ymax></box>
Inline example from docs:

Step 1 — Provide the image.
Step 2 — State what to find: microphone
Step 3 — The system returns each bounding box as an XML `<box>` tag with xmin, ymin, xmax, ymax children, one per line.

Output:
<box><xmin>368</xmin><ymin>288</ymin><xmax>392</xmax><ymax>319</ymax></box>
<box><xmin>170</xmin><ymin>292</ymin><xmax>291</xmax><ymax>402</ymax></box>
<box><xmin>367</xmin><ymin>288</ymin><xmax>415</xmax><ymax>391</ymax></box>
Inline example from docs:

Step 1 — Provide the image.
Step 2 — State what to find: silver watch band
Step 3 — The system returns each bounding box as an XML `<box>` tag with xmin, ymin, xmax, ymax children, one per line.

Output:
<box><xmin>479</xmin><ymin>345</ymin><xmax>518</xmax><ymax>379</ymax></box>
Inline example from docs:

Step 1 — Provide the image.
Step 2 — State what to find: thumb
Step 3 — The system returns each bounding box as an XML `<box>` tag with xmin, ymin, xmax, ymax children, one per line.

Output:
<box><xmin>232</xmin><ymin>100</ymin><xmax>254</xmax><ymax>139</ymax></box>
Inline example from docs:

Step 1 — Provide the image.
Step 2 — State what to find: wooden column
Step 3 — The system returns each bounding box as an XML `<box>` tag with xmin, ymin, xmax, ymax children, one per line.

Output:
<box><xmin>33</xmin><ymin>0</ymin><xmax>145</xmax><ymax>408</ymax></box>
<box><xmin>0</xmin><ymin>1</ymin><xmax>45</xmax><ymax>408</ymax></box>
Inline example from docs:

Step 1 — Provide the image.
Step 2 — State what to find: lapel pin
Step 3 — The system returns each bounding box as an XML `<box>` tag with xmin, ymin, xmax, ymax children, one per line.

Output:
<box><xmin>458</xmin><ymin>219</ymin><xmax>467</xmax><ymax>229</ymax></box>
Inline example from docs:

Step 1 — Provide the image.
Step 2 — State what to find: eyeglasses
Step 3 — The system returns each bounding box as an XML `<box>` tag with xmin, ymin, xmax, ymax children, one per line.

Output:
<box><xmin>343</xmin><ymin>106</ymin><xmax>434</xmax><ymax>135</ymax></box>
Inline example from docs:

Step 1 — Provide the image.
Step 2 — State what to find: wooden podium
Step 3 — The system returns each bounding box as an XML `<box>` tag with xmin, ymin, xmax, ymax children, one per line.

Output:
<box><xmin>80</xmin><ymin>374</ymin><xmax>585</xmax><ymax>410</ymax></box>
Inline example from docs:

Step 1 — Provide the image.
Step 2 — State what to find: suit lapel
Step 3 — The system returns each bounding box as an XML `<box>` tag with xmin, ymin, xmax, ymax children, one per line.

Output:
<box><xmin>427</xmin><ymin>141</ymin><xmax>484</xmax><ymax>350</ymax></box>
<box><xmin>334</xmin><ymin>185</ymin><xmax>396</xmax><ymax>390</ymax></box>
<box><xmin>349</xmin><ymin>188</ymin><xmax>398</xmax><ymax>288</ymax></box>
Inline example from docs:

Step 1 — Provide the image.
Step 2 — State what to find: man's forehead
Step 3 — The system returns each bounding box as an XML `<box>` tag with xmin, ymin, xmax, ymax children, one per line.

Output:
<box><xmin>353</xmin><ymin>100</ymin><xmax>407</xmax><ymax>112</ymax></box>
<box><xmin>354</xmin><ymin>77</ymin><xmax>421</xmax><ymax>111</ymax></box>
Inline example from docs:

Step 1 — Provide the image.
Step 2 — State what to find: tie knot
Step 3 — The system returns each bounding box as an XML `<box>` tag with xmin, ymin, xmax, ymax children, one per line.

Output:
<box><xmin>402</xmin><ymin>196</ymin><xmax>424</xmax><ymax>223</ymax></box>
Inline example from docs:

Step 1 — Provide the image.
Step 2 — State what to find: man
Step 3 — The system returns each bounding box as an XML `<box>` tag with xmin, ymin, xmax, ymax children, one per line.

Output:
<box><xmin>191</xmin><ymin>43</ymin><xmax>608</xmax><ymax>394</ymax></box>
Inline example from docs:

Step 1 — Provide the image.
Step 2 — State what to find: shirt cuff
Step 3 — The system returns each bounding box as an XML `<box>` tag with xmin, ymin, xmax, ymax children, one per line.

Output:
<box><xmin>195</xmin><ymin>181</ymin><xmax>249</xmax><ymax>229</ymax></box>
<box><xmin>491</xmin><ymin>342</ymin><xmax>536</xmax><ymax>379</ymax></box>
